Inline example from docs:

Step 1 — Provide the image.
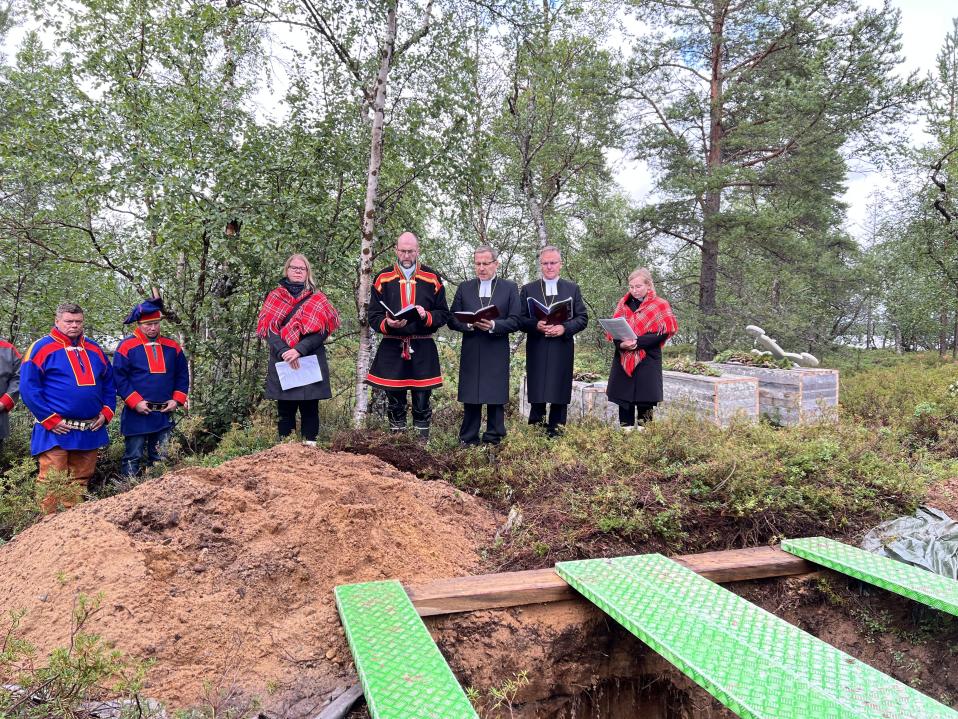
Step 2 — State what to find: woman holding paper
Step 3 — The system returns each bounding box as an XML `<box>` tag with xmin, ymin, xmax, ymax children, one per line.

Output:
<box><xmin>257</xmin><ymin>254</ymin><xmax>340</xmax><ymax>445</ymax></box>
<box><xmin>606</xmin><ymin>268</ymin><xmax>678</xmax><ymax>428</ymax></box>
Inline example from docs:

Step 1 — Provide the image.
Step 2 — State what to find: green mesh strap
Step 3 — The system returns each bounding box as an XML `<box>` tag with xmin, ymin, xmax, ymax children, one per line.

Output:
<box><xmin>556</xmin><ymin>554</ymin><xmax>957</xmax><ymax>719</ymax></box>
<box><xmin>782</xmin><ymin>536</ymin><xmax>958</xmax><ymax>617</ymax></box>
<box><xmin>335</xmin><ymin>580</ymin><xmax>478</xmax><ymax>719</ymax></box>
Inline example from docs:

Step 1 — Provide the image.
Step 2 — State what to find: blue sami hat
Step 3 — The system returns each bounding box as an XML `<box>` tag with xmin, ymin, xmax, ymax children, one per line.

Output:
<box><xmin>123</xmin><ymin>298</ymin><xmax>165</xmax><ymax>325</ymax></box>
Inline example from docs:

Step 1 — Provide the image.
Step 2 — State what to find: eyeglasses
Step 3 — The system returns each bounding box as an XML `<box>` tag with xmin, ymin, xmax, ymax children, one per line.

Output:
<box><xmin>397</xmin><ymin>249</ymin><xmax>418</xmax><ymax>255</ymax></box>
<box><xmin>288</xmin><ymin>266</ymin><xmax>308</xmax><ymax>272</ymax></box>
<box><xmin>474</xmin><ymin>261</ymin><xmax>497</xmax><ymax>267</ymax></box>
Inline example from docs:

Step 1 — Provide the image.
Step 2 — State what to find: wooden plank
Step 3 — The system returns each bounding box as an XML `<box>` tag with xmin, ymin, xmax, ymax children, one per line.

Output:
<box><xmin>407</xmin><ymin>546</ymin><xmax>814</xmax><ymax>617</ymax></box>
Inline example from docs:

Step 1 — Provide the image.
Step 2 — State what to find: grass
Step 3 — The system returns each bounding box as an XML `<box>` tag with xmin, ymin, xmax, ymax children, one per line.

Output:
<box><xmin>445</xmin><ymin>406</ymin><xmax>946</xmax><ymax>568</ymax></box>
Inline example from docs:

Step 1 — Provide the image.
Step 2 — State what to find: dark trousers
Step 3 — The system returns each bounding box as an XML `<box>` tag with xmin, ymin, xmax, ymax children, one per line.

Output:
<box><xmin>121</xmin><ymin>428</ymin><xmax>171</xmax><ymax>477</ymax></box>
<box><xmin>460</xmin><ymin>403</ymin><xmax>506</xmax><ymax>445</ymax></box>
<box><xmin>386</xmin><ymin>389</ymin><xmax>432</xmax><ymax>435</ymax></box>
<box><xmin>278</xmin><ymin>399</ymin><xmax>320</xmax><ymax>441</ymax></box>
<box><xmin>618</xmin><ymin>402</ymin><xmax>655</xmax><ymax>427</ymax></box>
<box><xmin>529</xmin><ymin>403</ymin><xmax>568</xmax><ymax>436</ymax></box>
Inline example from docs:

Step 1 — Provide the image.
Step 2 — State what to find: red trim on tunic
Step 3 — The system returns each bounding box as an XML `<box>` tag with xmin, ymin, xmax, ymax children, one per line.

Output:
<box><xmin>414</xmin><ymin>269</ymin><xmax>442</xmax><ymax>292</ymax></box>
<box><xmin>172</xmin><ymin>391</ymin><xmax>188</xmax><ymax>405</ymax></box>
<box><xmin>41</xmin><ymin>413</ymin><xmax>63</xmax><ymax>430</ymax></box>
<box><xmin>134</xmin><ymin>327</ymin><xmax>167</xmax><ymax>374</ymax></box>
<box><xmin>424</xmin><ymin>311</ymin><xmax>433</xmax><ymax>327</ymax></box>
<box><xmin>125</xmin><ymin>391</ymin><xmax>144</xmax><ymax>409</ymax></box>
<box><xmin>380</xmin><ymin>318</ymin><xmax>389</xmax><ymax>334</ymax></box>
<box><xmin>366</xmin><ymin>373</ymin><xmax>443</xmax><ymax>389</ymax></box>
<box><xmin>0</xmin><ymin>341</ymin><xmax>20</xmax><ymax>359</ymax></box>
<box><xmin>373</xmin><ymin>269</ymin><xmax>401</xmax><ymax>292</ymax></box>
<box><xmin>0</xmin><ymin>393</ymin><xmax>13</xmax><ymax>411</ymax></box>
<box><xmin>101</xmin><ymin>405</ymin><xmax>114</xmax><ymax>423</ymax></box>
<box><xmin>46</xmin><ymin>329</ymin><xmax>96</xmax><ymax>386</ymax></box>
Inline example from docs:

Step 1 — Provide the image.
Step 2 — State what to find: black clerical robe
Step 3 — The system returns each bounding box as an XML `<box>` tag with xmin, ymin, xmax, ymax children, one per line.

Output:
<box><xmin>519</xmin><ymin>278</ymin><xmax>588</xmax><ymax>404</ymax></box>
<box><xmin>448</xmin><ymin>278</ymin><xmax>521</xmax><ymax>405</ymax></box>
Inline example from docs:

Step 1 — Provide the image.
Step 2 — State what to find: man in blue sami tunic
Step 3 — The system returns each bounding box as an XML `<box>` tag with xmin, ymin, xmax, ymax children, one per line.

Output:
<box><xmin>113</xmin><ymin>298</ymin><xmax>189</xmax><ymax>478</ymax></box>
<box><xmin>20</xmin><ymin>302</ymin><xmax>116</xmax><ymax>513</ymax></box>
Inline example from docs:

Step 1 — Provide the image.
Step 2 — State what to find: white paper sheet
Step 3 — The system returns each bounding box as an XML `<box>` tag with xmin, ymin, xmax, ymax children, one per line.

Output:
<box><xmin>276</xmin><ymin>355</ymin><xmax>323</xmax><ymax>390</ymax></box>
<box><xmin>598</xmin><ymin>317</ymin><xmax>638</xmax><ymax>342</ymax></box>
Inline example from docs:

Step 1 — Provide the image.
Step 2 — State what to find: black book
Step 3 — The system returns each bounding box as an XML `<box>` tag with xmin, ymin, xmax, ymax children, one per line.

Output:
<box><xmin>380</xmin><ymin>300</ymin><xmax>420</xmax><ymax>323</ymax></box>
<box><xmin>527</xmin><ymin>296</ymin><xmax>572</xmax><ymax>325</ymax></box>
<box><xmin>453</xmin><ymin>305</ymin><xmax>501</xmax><ymax>324</ymax></box>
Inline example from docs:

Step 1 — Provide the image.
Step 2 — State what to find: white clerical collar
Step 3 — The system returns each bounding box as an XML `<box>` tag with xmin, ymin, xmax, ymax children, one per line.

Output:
<box><xmin>544</xmin><ymin>278</ymin><xmax>559</xmax><ymax>295</ymax></box>
<box><xmin>400</xmin><ymin>264</ymin><xmax>416</xmax><ymax>279</ymax></box>
<box><xmin>479</xmin><ymin>278</ymin><xmax>494</xmax><ymax>297</ymax></box>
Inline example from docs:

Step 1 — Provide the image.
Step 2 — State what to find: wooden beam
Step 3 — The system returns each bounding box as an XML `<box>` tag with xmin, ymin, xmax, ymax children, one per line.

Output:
<box><xmin>407</xmin><ymin>546</ymin><xmax>814</xmax><ymax>617</ymax></box>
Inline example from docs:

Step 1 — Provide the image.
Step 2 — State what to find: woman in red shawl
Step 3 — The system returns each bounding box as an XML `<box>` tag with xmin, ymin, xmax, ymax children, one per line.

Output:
<box><xmin>257</xmin><ymin>254</ymin><xmax>340</xmax><ymax>445</ymax></box>
<box><xmin>606</xmin><ymin>268</ymin><xmax>678</xmax><ymax>428</ymax></box>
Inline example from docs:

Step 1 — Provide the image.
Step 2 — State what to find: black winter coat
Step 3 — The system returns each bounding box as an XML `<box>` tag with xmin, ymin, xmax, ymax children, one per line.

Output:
<box><xmin>448</xmin><ymin>278</ymin><xmax>521</xmax><ymax>405</ymax></box>
<box><xmin>519</xmin><ymin>278</ymin><xmax>588</xmax><ymax>404</ymax></box>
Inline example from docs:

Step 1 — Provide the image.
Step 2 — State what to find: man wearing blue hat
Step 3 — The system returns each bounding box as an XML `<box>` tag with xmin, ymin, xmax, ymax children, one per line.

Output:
<box><xmin>113</xmin><ymin>298</ymin><xmax>190</xmax><ymax>479</ymax></box>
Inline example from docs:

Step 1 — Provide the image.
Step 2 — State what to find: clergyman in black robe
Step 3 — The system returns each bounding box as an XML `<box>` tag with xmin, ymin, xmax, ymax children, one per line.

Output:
<box><xmin>519</xmin><ymin>245</ymin><xmax>588</xmax><ymax>436</ymax></box>
<box><xmin>447</xmin><ymin>245</ymin><xmax>521</xmax><ymax>445</ymax></box>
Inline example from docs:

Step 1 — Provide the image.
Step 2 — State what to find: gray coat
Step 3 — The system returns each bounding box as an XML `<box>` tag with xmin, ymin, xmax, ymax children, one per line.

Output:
<box><xmin>0</xmin><ymin>341</ymin><xmax>21</xmax><ymax>440</ymax></box>
<box><xmin>264</xmin><ymin>330</ymin><xmax>332</xmax><ymax>401</ymax></box>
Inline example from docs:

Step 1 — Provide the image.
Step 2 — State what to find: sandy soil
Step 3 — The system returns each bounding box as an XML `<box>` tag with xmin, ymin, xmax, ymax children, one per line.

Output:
<box><xmin>0</xmin><ymin>444</ymin><xmax>499</xmax><ymax>717</ymax></box>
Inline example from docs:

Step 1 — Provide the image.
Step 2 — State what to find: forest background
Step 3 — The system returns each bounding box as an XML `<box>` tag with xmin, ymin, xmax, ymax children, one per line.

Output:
<box><xmin>2</xmin><ymin>0</ymin><xmax>958</xmax><ymax>439</ymax></box>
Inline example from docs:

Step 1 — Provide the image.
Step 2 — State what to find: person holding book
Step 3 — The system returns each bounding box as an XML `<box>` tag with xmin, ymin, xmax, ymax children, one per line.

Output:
<box><xmin>605</xmin><ymin>268</ymin><xmax>678</xmax><ymax>428</ymax></box>
<box><xmin>366</xmin><ymin>232</ymin><xmax>449</xmax><ymax>441</ymax></box>
<box><xmin>519</xmin><ymin>245</ymin><xmax>588</xmax><ymax>436</ymax></box>
<box><xmin>256</xmin><ymin>254</ymin><xmax>340</xmax><ymax>445</ymax></box>
<box><xmin>448</xmin><ymin>245</ymin><xmax>521</xmax><ymax>445</ymax></box>
<box><xmin>113</xmin><ymin>298</ymin><xmax>189</xmax><ymax>478</ymax></box>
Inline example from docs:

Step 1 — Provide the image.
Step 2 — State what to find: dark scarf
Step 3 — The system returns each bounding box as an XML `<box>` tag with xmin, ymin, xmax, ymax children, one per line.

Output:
<box><xmin>280</xmin><ymin>278</ymin><xmax>306</xmax><ymax>297</ymax></box>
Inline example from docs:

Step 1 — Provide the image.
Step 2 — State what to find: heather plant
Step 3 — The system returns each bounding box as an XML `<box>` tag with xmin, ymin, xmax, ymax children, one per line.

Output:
<box><xmin>0</xmin><ymin>594</ymin><xmax>154</xmax><ymax>718</ymax></box>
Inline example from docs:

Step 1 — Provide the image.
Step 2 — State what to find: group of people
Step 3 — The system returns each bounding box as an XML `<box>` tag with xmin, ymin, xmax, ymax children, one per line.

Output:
<box><xmin>0</xmin><ymin>234</ymin><xmax>677</xmax><ymax>514</ymax></box>
<box><xmin>258</xmin><ymin>233</ymin><xmax>677</xmax><ymax>448</ymax></box>
<box><xmin>0</xmin><ymin>300</ymin><xmax>189</xmax><ymax>514</ymax></box>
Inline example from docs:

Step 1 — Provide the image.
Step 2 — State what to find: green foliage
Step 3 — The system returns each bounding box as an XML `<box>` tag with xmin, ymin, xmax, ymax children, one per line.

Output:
<box><xmin>450</xmin><ymin>407</ymin><xmax>939</xmax><ymax>565</ymax></box>
<box><xmin>0</xmin><ymin>458</ymin><xmax>38</xmax><ymax>542</ymax></box>
<box><xmin>186</xmin><ymin>407</ymin><xmax>284</xmax><ymax>468</ymax></box>
<box><xmin>662</xmin><ymin>356</ymin><xmax>722</xmax><ymax>376</ymax></box>
<box><xmin>0</xmin><ymin>594</ymin><xmax>154</xmax><ymax>718</ymax></box>
<box><xmin>714</xmin><ymin>350</ymin><xmax>793</xmax><ymax>369</ymax></box>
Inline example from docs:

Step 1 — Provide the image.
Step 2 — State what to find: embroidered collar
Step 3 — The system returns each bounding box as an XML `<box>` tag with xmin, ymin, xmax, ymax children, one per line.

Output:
<box><xmin>133</xmin><ymin>327</ymin><xmax>160</xmax><ymax>345</ymax></box>
<box><xmin>50</xmin><ymin>327</ymin><xmax>84</xmax><ymax>348</ymax></box>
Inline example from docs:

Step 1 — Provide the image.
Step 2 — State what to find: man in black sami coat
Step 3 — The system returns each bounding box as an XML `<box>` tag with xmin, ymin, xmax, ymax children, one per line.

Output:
<box><xmin>448</xmin><ymin>245</ymin><xmax>521</xmax><ymax>446</ymax></box>
<box><xmin>367</xmin><ymin>232</ymin><xmax>449</xmax><ymax>441</ymax></box>
<box><xmin>519</xmin><ymin>245</ymin><xmax>588</xmax><ymax>436</ymax></box>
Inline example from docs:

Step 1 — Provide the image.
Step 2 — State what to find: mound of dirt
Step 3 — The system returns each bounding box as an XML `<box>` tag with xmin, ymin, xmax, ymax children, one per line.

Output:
<box><xmin>0</xmin><ymin>444</ymin><xmax>499</xmax><ymax>717</ymax></box>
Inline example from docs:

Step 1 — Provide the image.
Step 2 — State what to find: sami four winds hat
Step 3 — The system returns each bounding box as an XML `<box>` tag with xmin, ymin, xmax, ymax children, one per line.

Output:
<box><xmin>123</xmin><ymin>298</ymin><xmax>165</xmax><ymax>325</ymax></box>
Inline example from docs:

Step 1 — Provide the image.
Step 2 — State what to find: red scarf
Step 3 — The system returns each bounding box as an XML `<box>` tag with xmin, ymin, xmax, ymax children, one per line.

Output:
<box><xmin>610</xmin><ymin>289</ymin><xmax>677</xmax><ymax>376</ymax></box>
<box><xmin>257</xmin><ymin>286</ymin><xmax>341</xmax><ymax>346</ymax></box>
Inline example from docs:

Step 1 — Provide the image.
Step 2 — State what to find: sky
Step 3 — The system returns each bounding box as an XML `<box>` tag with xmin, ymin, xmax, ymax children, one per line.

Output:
<box><xmin>5</xmin><ymin>0</ymin><xmax>955</xmax><ymax>243</ymax></box>
<box><xmin>609</xmin><ymin>0</ymin><xmax>958</xmax><ymax>242</ymax></box>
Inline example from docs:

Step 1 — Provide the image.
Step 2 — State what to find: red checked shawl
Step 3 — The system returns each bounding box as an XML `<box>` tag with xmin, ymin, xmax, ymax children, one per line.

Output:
<box><xmin>610</xmin><ymin>289</ymin><xmax>678</xmax><ymax>376</ymax></box>
<box><xmin>257</xmin><ymin>286</ymin><xmax>341</xmax><ymax>346</ymax></box>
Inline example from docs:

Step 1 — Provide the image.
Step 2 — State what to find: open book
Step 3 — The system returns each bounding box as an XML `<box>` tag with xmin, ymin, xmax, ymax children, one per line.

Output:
<box><xmin>453</xmin><ymin>305</ymin><xmax>501</xmax><ymax>324</ymax></box>
<box><xmin>380</xmin><ymin>300</ymin><xmax>420</xmax><ymax>323</ymax></box>
<box><xmin>598</xmin><ymin>317</ymin><xmax>638</xmax><ymax>342</ymax></box>
<box><xmin>527</xmin><ymin>296</ymin><xmax>572</xmax><ymax>325</ymax></box>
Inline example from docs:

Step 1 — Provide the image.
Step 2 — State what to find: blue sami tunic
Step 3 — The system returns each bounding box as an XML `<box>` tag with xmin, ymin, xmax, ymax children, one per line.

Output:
<box><xmin>20</xmin><ymin>328</ymin><xmax>116</xmax><ymax>455</ymax></box>
<box><xmin>113</xmin><ymin>328</ymin><xmax>190</xmax><ymax>437</ymax></box>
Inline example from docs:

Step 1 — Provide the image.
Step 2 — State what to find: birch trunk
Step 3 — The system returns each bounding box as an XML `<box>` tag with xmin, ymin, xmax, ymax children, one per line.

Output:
<box><xmin>352</xmin><ymin>6</ymin><xmax>398</xmax><ymax>426</ymax></box>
